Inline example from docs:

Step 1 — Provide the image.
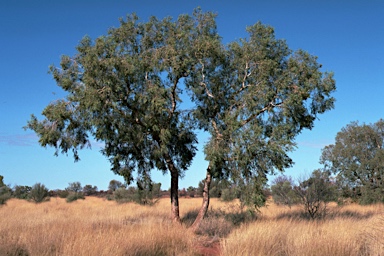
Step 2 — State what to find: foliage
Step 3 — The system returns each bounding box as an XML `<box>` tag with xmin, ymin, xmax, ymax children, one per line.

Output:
<box><xmin>0</xmin><ymin>175</ymin><xmax>12</xmax><ymax>205</ymax></box>
<box><xmin>24</xmin><ymin>8</ymin><xmax>222</xmax><ymax>221</ymax></box>
<box><xmin>321</xmin><ymin>119</ymin><xmax>384</xmax><ymax>204</ymax></box>
<box><xmin>294</xmin><ymin>170</ymin><xmax>338</xmax><ymax>219</ymax></box>
<box><xmin>25</xmin><ymin>8</ymin><xmax>335</xmax><ymax>221</ymax></box>
<box><xmin>114</xmin><ymin>182</ymin><xmax>161</xmax><ymax>205</ymax></box>
<box><xmin>66</xmin><ymin>182</ymin><xmax>82</xmax><ymax>193</ymax></box>
<box><xmin>12</xmin><ymin>185</ymin><xmax>32</xmax><ymax>200</ymax></box>
<box><xmin>55</xmin><ymin>189</ymin><xmax>70</xmax><ymax>198</ymax></box>
<box><xmin>186</xmin><ymin>186</ymin><xmax>196</xmax><ymax>197</ymax></box>
<box><xmin>271</xmin><ymin>175</ymin><xmax>300</xmax><ymax>207</ymax></box>
<box><xmin>66</xmin><ymin>192</ymin><xmax>85</xmax><ymax>202</ymax></box>
<box><xmin>108</xmin><ymin>180</ymin><xmax>126</xmax><ymax>192</ymax></box>
<box><xmin>29</xmin><ymin>183</ymin><xmax>49</xmax><ymax>203</ymax></box>
<box><xmin>82</xmin><ymin>184</ymin><xmax>98</xmax><ymax>196</ymax></box>
<box><xmin>65</xmin><ymin>182</ymin><xmax>85</xmax><ymax>202</ymax></box>
<box><xmin>197</xmin><ymin>178</ymin><xmax>231</xmax><ymax>198</ymax></box>
<box><xmin>186</xmin><ymin>21</ymin><xmax>336</xmax><ymax>211</ymax></box>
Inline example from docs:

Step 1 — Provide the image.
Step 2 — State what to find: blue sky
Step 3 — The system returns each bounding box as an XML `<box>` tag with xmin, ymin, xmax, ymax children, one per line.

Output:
<box><xmin>0</xmin><ymin>0</ymin><xmax>383</xmax><ymax>191</ymax></box>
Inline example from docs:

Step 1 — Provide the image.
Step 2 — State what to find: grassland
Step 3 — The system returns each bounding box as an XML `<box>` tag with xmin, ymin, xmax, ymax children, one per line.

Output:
<box><xmin>0</xmin><ymin>197</ymin><xmax>383</xmax><ymax>255</ymax></box>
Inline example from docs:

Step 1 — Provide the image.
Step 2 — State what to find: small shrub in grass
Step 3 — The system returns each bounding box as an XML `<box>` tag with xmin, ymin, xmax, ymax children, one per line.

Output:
<box><xmin>66</xmin><ymin>192</ymin><xmax>85</xmax><ymax>202</ymax></box>
<box><xmin>56</xmin><ymin>189</ymin><xmax>69</xmax><ymax>198</ymax></box>
<box><xmin>30</xmin><ymin>183</ymin><xmax>49</xmax><ymax>203</ymax></box>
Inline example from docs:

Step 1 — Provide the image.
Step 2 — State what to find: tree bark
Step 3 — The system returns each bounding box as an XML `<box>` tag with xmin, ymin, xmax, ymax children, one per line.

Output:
<box><xmin>164</xmin><ymin>153</ymin><xmax>181</xmax><ymax>223</ymax></box>
<box><xmin>190</xmin><ymin>166</ymin><xmax>212</xmax><ymax>232</ymax></box>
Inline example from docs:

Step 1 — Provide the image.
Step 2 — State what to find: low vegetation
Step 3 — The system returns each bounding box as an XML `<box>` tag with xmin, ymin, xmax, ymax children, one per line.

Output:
<box><xmin>0</xmin><ymin>197</ymin><xmax>383</xmax><ymax>255</ymax></box>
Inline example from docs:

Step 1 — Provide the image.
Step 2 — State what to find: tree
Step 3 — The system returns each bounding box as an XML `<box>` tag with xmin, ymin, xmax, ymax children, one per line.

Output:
<box><xmin>83</xmin><ymin>184</ymin><xmax>98</xmax><ymax>196</ymax></box>
<box><xmin>187</xmin><ymin>22</ymin><xmax>335</xmax><ymax>230</ymax></box>
<box><xmin>25</xmin><ymin>9</ymin><xmax>219</xmax><ymax>223</ymax></box>
<box><xmin>30</xmin><ymin>183</ymin><xmax>49</xmax><ymax>203</ymax></box>
<box><xmin>294</xmin><ymin>170</ymin><xmax>337</xmax><ymax>219</ymax></box>
<box><xmin>271</xmin><ymin>175</ymin><xmax>299</xmax><ymax>207</ymax></box>
<box><xmin>66</xmin><ymin>182</ymin><xmax>85</xmax><ymax>202</ymax></box>
<box><xmin>25</xmin><ymin>9</ymin><xmax>335</xmax><ymax>226</ymax></box>
<box><xmin>66</xmin><ymin>182</ymin><xmax>83</xmax><ymax>193</ymax></box>
<box><xmin>108</xmin><ymin>180</ymin><xmax>126</xmax><ymax>192</ymax></box>
<box><xmin>320</xmin><ymin>120</ymin><xmax>384</xmax><ymax>204</ymax></box>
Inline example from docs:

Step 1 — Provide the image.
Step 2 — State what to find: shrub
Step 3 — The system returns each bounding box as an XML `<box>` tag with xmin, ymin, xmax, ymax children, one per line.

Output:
<box><xmin>83</xmin><ymin>184</ymin><xmax>98</xmax><ymax>196</ymax></box>
<box><xmin>65</xmin><ymin>182</ymin><xmax>85</xmax><ymax>202</ymax></box>
<box><xmin>294</xmin><ymin>170</ymin><xmax>338</xmax><ymax>219</ymax></box>
<box><xmin>66</xmin><ymin>192</ymin><xmax>85</xmax><ymax>202</ymax></box>
<box><xmin>13</xmin><ymin>185</ymin><xmax>32</xmax><ymax>200</ymax></box>
<box><xmin>30</xmin><ymin>183</ymin><xmax>49</xmax><ymax>203</ymax></box>
<box><xmin>55</xmin><ymin>189</ymin><xmax>69</xmax><ymax>198</ymax></box>
<box><xmin>271</xmin><ymin>175</ymin><xmax>300</xmax><ymax>207</ymax></box>
<box><xmin>0</xmin><ymin>175</ymin><xmax>12</xmax><ymax>205</ymax></box>
<box><xmin>113</xmin><ymin>182</ymin><xmax>161</xmax><ymax>205</ymax></box>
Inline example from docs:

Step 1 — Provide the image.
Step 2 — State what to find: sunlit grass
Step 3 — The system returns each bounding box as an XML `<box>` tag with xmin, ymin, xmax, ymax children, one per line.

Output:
<box><xmin>1</xmin><ymin>197</ymin><xmax>383</xmax><ymax>255</ymax></box>
<box><xmin>221</xmin><ymin>202</ymin><xmax>384</xmax><ymax>256</ymax></box>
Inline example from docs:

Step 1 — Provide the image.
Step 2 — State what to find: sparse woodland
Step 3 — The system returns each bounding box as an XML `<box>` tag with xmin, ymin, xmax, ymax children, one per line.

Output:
<box><xmin>1</xmin><ymin>7</ymin><xmax>382</xmax><ymax>256</ymax></box>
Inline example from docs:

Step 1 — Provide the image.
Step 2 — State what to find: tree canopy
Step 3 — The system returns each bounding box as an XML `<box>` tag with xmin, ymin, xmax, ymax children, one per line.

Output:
<box><xmin>26</xmin><ymin>9</ymin><xmax>336</xmax><ymax>226</ymax></box>
<box><xmin>320</xmin><ymin>119</ymin><xmax>384</xmax><ymax>204</ymax></box>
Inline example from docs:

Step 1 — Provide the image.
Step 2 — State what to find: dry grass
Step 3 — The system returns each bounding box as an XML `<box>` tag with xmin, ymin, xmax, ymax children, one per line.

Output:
<box><xmin>0</xmin><ymin>197</ymin><xmax>198</xmax><ymax>256</ymax></box>
<box><xmin>221</xmin><ymin>202</ymin><xmax>384</xmax><ymax>256</ymax></box>
<box><xmin>1</xmin><ymin>197</ymin><xmax>383</xmax><ymax>256</ymax></box>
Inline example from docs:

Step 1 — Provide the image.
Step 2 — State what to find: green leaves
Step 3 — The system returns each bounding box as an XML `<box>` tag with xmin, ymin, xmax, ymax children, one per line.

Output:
<box><xmin>27</xmin><ymin>9</ymin><xmax>336</xmax><ymax>213</ymax></box>
<box><xmin>320</xmin><ymin>120</ymin><xmax>384</xmax><ymax>204</ymax></box>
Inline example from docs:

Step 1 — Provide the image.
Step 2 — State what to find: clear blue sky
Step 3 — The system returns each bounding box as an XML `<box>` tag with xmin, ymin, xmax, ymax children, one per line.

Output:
<box><xmin>1</xmin><ymin>0</ymin><xmax>383</xmax><ymax>191</ymax></box>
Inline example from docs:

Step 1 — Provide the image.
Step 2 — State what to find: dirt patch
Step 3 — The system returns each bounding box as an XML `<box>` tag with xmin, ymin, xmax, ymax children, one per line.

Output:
<box><xmin>194</xmin><ymin>237</ymin><xmax>221</xmax><ymax>256</ymax></box>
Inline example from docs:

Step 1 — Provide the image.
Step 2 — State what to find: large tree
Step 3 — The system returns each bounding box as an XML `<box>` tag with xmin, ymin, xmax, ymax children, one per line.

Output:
<box><xmin>187</xmin><ymin>22</ymin><xmax>336</xmax><ymax>230</ymax></box>
<box><xmin>26</xmin><ymin>9</ymin><xmax>219</xmax><ymax>222</ymax></box>
<box><xmin>320</xmin><ymin>120</ymin><xmax>384</xmax><ymax>204</ymax></box>
<box><xmin>26</xmin><ymin>9</ymin><xmax>336</xmax><ymax>227</ymax></box>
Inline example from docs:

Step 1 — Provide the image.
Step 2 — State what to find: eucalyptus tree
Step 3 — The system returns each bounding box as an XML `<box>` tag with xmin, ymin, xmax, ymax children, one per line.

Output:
<box><xmin>320</xmin><ymin>120</ymin><xmax>384</xmax><ymax>204</ymax></box>
<box><xmin>26</xmin><ymin>9</ymin><xmax>219</xmax><ymax>222</ymax></box>
<box><xmin>187</xmin><ymin>22</ymin><xmax>336</xmax><ymax>230</ymax></box>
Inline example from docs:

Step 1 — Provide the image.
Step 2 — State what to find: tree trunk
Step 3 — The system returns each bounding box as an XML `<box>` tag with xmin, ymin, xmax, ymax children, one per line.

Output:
<box><xmin>170</xmin><ymin>170</ymin><xmax>181</xmax><ymax>223</ymax></box>
<box><xmin>164</xmin><ymin>153</ymin><xmax>181</xmax><ymax>223</ymax></box>
<box><xmin>190</xmin><ymin>166</ymin><xmax>212</xmax><ymax>232</ymax></box>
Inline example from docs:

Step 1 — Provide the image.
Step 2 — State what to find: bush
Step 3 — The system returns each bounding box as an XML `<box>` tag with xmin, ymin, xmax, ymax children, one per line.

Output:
<box><xmin>113</xmin><ymin>182</ymin><xmax>161</xmax><ymax>205</ymax></box>
<box><xmin>271</xmin><ymin>175</ymin><xmax>300</xmax><ymax>207</ymax></box>
<box><xmin>30</xmin><ymin>183</ymin><xmax>49</xmax><ymax>203</ymax></box>
<box><xmin>65</xmin><ymin>182</ymin><xmax>85</xmax><ymax>202</ymax></box>
<box><xmin>294</xmin><ymin>170</ymin><xmax>338</xmax><ymax>219</ymax></box>
<box><xmin>66</xmin><ymin>192</ymin><xmax>85</xmax><ymax>202</ymax></box>
<box><xmin>13</xmin><ymin>185</ymin><xmax>32</xmax><ymax>200</ymax></box>
<box><xmin>83</xmin><ymin>184</ymin><xmax>98</xmax><ymax>196</ymax></box>
<box><xmin>55</xmin><ymin>189</ymin><xmax>69</xmax><ymax>198</ymax></box>
<box><xmin>221</xmin><ymin>188</ymin><xmax>237</xmax><ymax>202</ymax></box>
<box><xmin>0</xmin><ymin>175</ymin><xmax>11</xmax><ymax>205</ymax></box>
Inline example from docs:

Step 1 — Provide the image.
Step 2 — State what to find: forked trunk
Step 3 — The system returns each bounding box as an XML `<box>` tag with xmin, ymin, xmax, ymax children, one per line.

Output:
<box><xmin>190</xmin><ymin>166</ymin><xmax>212</xmax><ymax>232</ymax></box>
<box><xmin>164</xmin><ymin>153</ymin><xmax>181</xmax><ymax>223</ymax></box>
